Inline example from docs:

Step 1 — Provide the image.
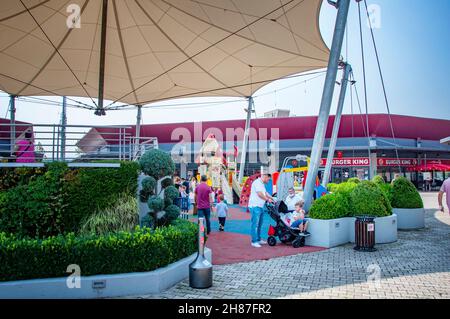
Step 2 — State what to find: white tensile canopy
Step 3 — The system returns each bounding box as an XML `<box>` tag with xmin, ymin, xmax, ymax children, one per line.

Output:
<box><xmin>0</xmin><ymin>0</ymin><xmax>329</xmax><ymax>108</ymax></box>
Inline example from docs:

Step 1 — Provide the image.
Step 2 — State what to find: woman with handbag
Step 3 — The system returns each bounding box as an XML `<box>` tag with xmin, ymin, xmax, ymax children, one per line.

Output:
<box><xmin>14</xmin><ymin>131</ymin><xmax>35</xmax><ymax>163</ymax></box>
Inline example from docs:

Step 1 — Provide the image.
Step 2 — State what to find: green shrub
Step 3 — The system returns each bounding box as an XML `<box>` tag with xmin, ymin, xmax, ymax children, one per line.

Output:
<box><xmin>0</xmin><ymin>162</ymin><xmax>68</xmax><ymax>238</ymax></box>
<box><xmin>148</xmin><ymin>196</ymin><xmax>164</xmax><ymax>212</ymax></box>
<box><xmin>79</xmin><ymin>194</ymin><xmax>139</xmax><ymax>236</ymax></box>
<box><xmin>349</xmin><ymin>181</ymin><xmax>392</xmax><ymax>217</ymax></box>
<box><xmin>327</xmin><ymin>183</ymin><xmax>339</xmax><ymax>192</ymax></box>
<box><xmin>309</xmin><ymin>193</ymin><xmax>349</xmax><ymax>219</ymax></box>
<box><xmin>0</xmin><ymin>167</ymin><xmax>46</xmax><ymax>192</ymax></box>
<box><xmin>164</xmin><ymin>185</ymin><xmax>179</xmax><ymax>202</ymax></box>
<box><xmin>161</xmin><ymin>177</ymin><xmax>174</xmax><ymax>189</ymax></box>
<box><xmin>390</xmin><ymin>177</ymin><xmax>423</xmax><ymax>209</ymax></box>
<box><xmin>335</xmin><ymin>181</ymin><xmax>358</xmax><ymax>197</ymax></box>
<box><xmin>164</xmin><ymin>204</ymin><xmax>181</xmax><ymax>223</ymax></box>
<box><xmin>0</xmin><ymin>162</ymin><xmax>140</xmax><ymax>238</ymax></box>
<box><xmin>139</xmin><ymin>149</ymin><xmax>175</xmax><ymax>180</ymax></box>
<box><xmin>372</xmin><ymin>175</ymin><xmax>386</xmax><ymax>185</ymax></box>
<box><xmin>62</xmin><ymin>161</ymin><xmax>140</xmax><ymax>232</ymax></box>
<box><xmin>140</xmin><ymin>176</ymin><xmax>157</xmax><ymax>202</ymax></box>
<box><xmin>0</xmin><ymin>220</ymin><xmax>198</xmax><ymax>282</ymax></box>
<box><xmin>347</xmin><ymin>177</ymin><xmax>360</xmax><ymax>184</ymax></box>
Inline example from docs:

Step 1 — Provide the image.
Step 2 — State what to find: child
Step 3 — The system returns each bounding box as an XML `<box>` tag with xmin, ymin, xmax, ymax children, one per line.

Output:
<box><xmin>179</xmin><ymin>185</ymin><xmax>189</xmax><ymax>217</ymax></box>
<box><xmin>290</xmin><ymin>200</ymin><xmax>309</xmax><ymax>234</ymax></box>
<box><xmin>215</xmin><ymin>194</ymin><xmax>228</xmax><ymax>231</ymax></box>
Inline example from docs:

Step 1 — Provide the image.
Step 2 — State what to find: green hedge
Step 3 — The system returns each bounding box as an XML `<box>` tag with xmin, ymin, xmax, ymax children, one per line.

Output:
<box><xmin>350</xmin><ymin>181</ymin><xmax>392</xmax><ymax>217</ymax></box>
<box><xmin>390</xmin><ymin>177</ymin><xmax>423</xmax><ymax>209</ymax></box>
<box><xmin>0</xmin><ymin>162</ymin><xmax>68</xmax><ymax>238</ymax></box>
<box><xmin>0</xmin><ymin>220</ymin><xmax>198</xmax><ymax>282</ymax></box>
<box><xmin>310</xmin><ymin>180</ymin><xmax>393</xmax><ymax>219</ymax></box>
<box><xmin>0</xmin><ymin>167</ymin><xmax>46</xmax><ymax>192</ymax></box>
<box><xmin>0</xmin><ymin>162</ymin><xmax>140</xmax><ymax>238</ymax></box>
<box><xmin>309</xmin><ymin>193</ymin><xmax>350</xmax><ymax>219</ymax></box>
<box><xmin>63</xmin><ymin>161</ymin><xmax>140</xmax><ymax>232</ymax></box>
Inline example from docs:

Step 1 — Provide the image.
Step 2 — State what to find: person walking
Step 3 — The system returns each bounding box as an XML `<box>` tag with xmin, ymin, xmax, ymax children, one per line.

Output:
<box><xmin>248</xmin><ymin>172</ymin><xmax>274</xmax><ymax>248</ymax></box>
<box><xmin>189</xmin><ymin>176</ymin><xmax>198</xmax><ymax>214</ymax></box>
<box><xmin>438</xmin><ymin>176</ymin><xmax>450</xmax><ymax>214</ymax></box>
<box><xmin>215</xmin><ymin>194</ymin><xmax>228</xmax><ymax>231</ymax></box>
<box><xmin>195</xmin><ymin>175</ymin><xmax>213</xmax><ymax>234</ymax></box>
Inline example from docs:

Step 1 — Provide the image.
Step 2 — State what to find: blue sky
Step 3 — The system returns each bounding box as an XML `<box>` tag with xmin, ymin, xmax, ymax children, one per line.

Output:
<box><xmin>1</xmin><ymin>0</ymin><xmax>449</xmax><ymax>126</ymax></box>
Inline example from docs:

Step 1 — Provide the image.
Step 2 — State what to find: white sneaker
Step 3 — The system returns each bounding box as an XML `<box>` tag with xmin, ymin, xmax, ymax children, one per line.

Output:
<box><xmin>251</xmin><ymin>242</ymin><xmax>262</xmax><ymax>248</ymax></box>
<box><xmin>259</xmin><ymin>240</ymin><xmax>267</xmax><ymax>245</ymax></box>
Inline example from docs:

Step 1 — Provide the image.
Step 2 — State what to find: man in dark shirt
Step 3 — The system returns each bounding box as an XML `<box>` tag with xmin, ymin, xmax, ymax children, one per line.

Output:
<box><xmin>195</xmin><ymin>175</ymin><xmax>213</xmax><ymax>234</ymax></box>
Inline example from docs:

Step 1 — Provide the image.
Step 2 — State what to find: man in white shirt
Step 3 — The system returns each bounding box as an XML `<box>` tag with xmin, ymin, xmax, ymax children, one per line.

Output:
<box><xmin>285</xmin><ymin>187</ymin><xmax>303</xmax><ymax>211</ymax></box>
<box><xmin>248</xmin><ymin>173</ymin><xmax>274</xmax><ymax>248</ymax></box>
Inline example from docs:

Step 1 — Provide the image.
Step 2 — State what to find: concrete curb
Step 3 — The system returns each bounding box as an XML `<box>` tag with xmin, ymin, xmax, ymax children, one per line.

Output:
<box><xmin>0</xmin><ymin>248</ymin><xmax>212</xmax><ymax>299</ymax></box>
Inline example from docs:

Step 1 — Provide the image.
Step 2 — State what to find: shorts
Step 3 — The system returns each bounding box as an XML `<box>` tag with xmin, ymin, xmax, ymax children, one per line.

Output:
<box><xmin>291</xmin><ymin>219</ymin><xmax>308</xmax><ymax>229</ymax></box>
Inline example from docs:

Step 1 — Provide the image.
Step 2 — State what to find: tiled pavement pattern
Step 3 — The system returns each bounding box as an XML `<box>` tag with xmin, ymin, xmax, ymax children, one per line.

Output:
<box><xmin>128</xmin><ymin>193</ymin><xmax>450</xmax><ymax>299</ymax></box>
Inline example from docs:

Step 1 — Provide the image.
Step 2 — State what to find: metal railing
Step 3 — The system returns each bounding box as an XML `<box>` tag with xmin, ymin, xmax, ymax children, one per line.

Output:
<box><xmin>0</xmin><ymin>123</ymin><xmax>158</xmax><ymax>165</ymax></box>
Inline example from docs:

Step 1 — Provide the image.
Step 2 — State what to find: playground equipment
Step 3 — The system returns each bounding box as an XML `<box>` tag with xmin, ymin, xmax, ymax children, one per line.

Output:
<box><xmin>195</xmin><ymin>134</ymin><xmax>236</xmax><ymax>204</ymax></box>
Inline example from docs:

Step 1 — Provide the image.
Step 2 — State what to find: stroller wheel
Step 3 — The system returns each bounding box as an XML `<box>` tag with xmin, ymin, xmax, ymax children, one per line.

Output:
<box><xmin>268</xmin><ymin>236</ymin><xmax>277</xmax><ymax>246</ymax></box>
<box><xmin>292</xmin><ymin>237</ymin><xmax>304</xmax><ymax>248</ymax></box>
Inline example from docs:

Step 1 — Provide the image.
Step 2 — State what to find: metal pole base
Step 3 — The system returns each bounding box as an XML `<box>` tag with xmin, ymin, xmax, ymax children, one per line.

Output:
<box><xmin>189</xmin><ymin>254</ymin><xmax>213</xmax><ymax>289</ymax></box>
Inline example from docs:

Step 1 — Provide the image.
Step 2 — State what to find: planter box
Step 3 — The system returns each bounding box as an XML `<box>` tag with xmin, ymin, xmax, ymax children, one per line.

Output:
<box><xmin>349</xmin><ymin>214</ymin><xmax>397</xmax><ymax>244</ymax></box>
<box><xmin>0</xmin><ymin>249</ymin><xmax>212</xmax><ymax>299</ymax></box>
<box><xmin>393</xmin><ymin>208</ymin><xmax>425</xmax><ymax>230</ymax></box>
<box><xmin>306</xmin><ymin>214</ymin><xmax>398</xmax><ymax>248</ymax></box>
<box><xmin>305</xmin><ymin>218</ymin><xmax>350</xmax><ymax>248</ymax></box>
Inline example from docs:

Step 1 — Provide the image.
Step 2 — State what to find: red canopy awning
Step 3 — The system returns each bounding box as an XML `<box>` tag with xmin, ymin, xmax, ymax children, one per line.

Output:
<box><xmin>407</xmin><ymin>163</ymin><xmax>450</xmax><ymax>172</ymax></box>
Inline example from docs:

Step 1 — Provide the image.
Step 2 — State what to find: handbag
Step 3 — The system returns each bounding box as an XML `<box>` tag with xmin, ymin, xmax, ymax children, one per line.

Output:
<box><xmin>15</xmin><ymin>142</ymin><xmax>32</xmax><ymax>158</ymax></box>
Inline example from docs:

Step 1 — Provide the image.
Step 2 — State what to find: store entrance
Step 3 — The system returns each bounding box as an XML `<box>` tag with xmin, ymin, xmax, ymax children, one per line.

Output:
<box><xmin>331</xmin><ymin>167</ymin><xmax>369</xmax><ymax>183</ymax></box>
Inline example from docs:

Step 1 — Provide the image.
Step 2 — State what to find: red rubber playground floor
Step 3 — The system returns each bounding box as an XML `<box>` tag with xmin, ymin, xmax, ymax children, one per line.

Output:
<box><xmin>189</xmin><ymin>206</ymin><xmax>326</xmax><ymax>265</ymax></box>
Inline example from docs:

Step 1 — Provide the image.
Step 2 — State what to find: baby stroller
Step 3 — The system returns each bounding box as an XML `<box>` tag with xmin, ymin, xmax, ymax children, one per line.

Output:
<box><xmin>266</xmin><ymin>201</ymin><xmax>310</xmax><ymax>248</ymax></box>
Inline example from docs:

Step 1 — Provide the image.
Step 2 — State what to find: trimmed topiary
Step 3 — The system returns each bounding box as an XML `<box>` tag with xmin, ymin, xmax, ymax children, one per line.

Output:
<box><xmin>327</xmin><ymin>183</ymin><xmax>339</xmax><ymax>192</ymax></box>
<box><xmin>140</xmin><ymin>176</ymin><xmax>157</xmax><ymax>202</ymax></box>
<box><xmin>390</xmin><ymin>177</ymin><xmax>423</xmax><ymax>209</ymax></box>
<box><xmin>161</xmin><ymin>177</ymin><xmax>173</xmax><ymax>189</ymax></box>
<box><xmin>164</xmin><ymin>185</ymin><xmax>179</xmax><ymax>202</ymax></box>
<box><xmin>309</xmin><ymin>193</ymin><xmax>349</xmax><ymax>220</ymax></box>
<box><xmin>347</xmin><ymin>177</ymin><xmax>360</xmax><ymax>184</ymax></box>
<box><xmin>148</xmin><ymin>196</ymin><xmax>164</xmax><ymax>212</ymax></box>
<box><xmin>349</xmin><ymin>181</ymin><xmax>392</xmax><ymax>217</ymax></box>
<box><xmin>164</xmin><ymin>204</ymin><xmax>181</xmax><ymax>223</ymax></box>
<box><xmin>372</xmin><ymin>175</ymin><xmax>385</xmax><ymax>185</ymax></box>
<box><xmin>139</xmin><ymin>149</ymin><xmax>175</xmax><ymax>180</ymax></box>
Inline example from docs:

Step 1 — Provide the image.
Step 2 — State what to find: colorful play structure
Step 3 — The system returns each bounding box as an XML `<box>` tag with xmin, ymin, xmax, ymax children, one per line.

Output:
<box><xmin>195</xmin><ymin>136</ymin><xmax>326</xmax><ymax>207</ymax></box>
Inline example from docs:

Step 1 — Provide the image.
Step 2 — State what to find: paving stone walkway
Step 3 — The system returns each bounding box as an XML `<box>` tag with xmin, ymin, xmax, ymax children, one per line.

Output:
<box><xmin>127</xmin><ymin>193</ymin><xmax>450</xmax><ymax>299</ymax></box>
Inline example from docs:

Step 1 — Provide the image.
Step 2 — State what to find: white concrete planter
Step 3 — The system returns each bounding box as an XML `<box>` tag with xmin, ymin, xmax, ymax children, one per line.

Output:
<box><xmin>0</xmin><ymin>248</ymin><xmax>212</xmax><ymax>299</ymax></box>
<box><xmin>393</xmin><ymin>208</ymin><xmax>425</xmax><ymax>230</ymax></box>
<box><xmin>349</xmin><ymin>214</ymin><xmax>398</xmax><ymax>244</ymax></box>
<box><xmin>305</xmin><ymin>218</ymin><xmax>350</xmax><ymax>248</ymax></box>
<box><xmin>306</xmin><ymin>214</ymin><xmax>398</xmax><ymax>248</ymax></box>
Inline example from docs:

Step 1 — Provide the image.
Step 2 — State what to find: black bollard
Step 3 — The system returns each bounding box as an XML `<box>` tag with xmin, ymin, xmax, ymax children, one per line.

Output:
<box><xmin>189</xmin><ymin>217</ymin><xmax>213</xmax><ymax>288</ymax></box>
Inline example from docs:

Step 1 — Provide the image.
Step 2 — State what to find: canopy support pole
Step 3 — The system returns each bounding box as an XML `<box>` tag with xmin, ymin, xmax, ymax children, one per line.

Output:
<box><xmin>134</xmin><ymin>105</ymin><xmax>142</xmax><ymax>159</ymax></box>
<box><xmin>9</xmin><ymin>95</ymin><xmax>16</xmax><ymax>156</ymax></box>
<box><xmin>322</xmin><ymin>62</ymin><xmax>352</xmax><ymax>187</ymax></box>
<box><xmin>304</xmin><ymin>0</ymin><xmax>350</xmax><ymax>211</ymax></box>
<box><xmin>60</xmin><ymin>96</ymin><xmax>67</xmax><ymax>161</ymax></box>
<box><xmin>238</xmin><ymin>96</ymin><xmax>253</xmax><ymax>183</ymax></box>
<box><xmin>96</xmin><ymin>0</ymin><xmax>108</xmax><ymax>116</ymax></box>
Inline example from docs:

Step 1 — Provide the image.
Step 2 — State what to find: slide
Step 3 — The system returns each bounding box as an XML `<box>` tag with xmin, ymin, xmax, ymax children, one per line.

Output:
<box><xmin>220</xmin><ymin>174</ymin><xmax>233</xmax><ymax>204</ymax></box>
<box><xmin>231</xmin><ymin>174</ymin><xmax>242</xmax><ymax>199</ymax></box>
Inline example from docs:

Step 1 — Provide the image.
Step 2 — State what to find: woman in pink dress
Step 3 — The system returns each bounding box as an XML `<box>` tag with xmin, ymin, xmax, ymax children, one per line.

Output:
<box><xmin>14</xmin><ymin>131</ymin><xmax>35</xmax><ymax>163</ymax></box>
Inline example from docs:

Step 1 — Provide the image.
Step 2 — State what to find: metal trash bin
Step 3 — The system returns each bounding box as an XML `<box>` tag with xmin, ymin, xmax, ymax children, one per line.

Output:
<box><xmin>189</xmin><ymin>218</ymin><xmax>213</xmax><ymax>288</ymax></box>
<box><xmin>354</xmin><ymin>216</ymin><xmax>376</xmax><ymax>252</ymax></box>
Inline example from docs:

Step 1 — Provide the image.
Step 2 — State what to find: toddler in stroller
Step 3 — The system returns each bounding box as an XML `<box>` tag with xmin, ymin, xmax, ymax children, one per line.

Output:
<box><xmin>266</xmin><ymin>200</ymin><xmax>310</xmax><ymax>248</ymax></box>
